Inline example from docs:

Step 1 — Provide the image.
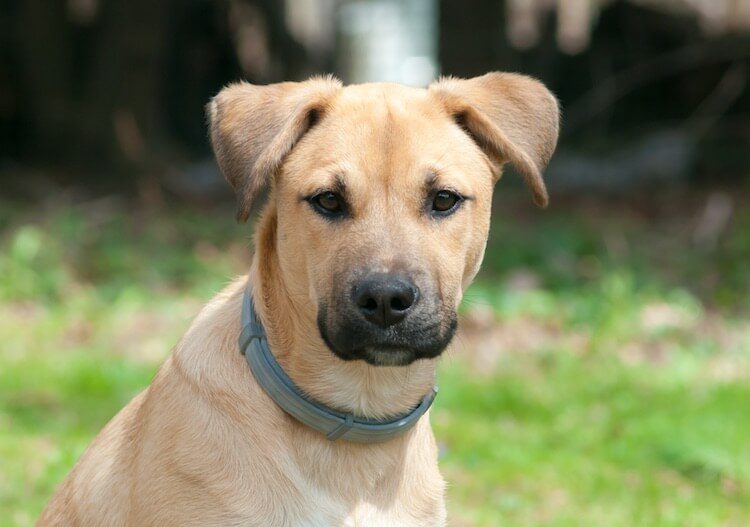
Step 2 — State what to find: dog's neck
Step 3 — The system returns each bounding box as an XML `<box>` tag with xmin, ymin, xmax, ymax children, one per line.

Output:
<box><xmin>248</xmin><ymin>207</ymin><xmax>436</xmax><ymax>419</ymax></box>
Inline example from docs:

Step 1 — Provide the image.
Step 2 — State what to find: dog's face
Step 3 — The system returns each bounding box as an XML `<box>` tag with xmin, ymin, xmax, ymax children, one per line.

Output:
<box><xmin>279</xmin><ymin>86</ymin><xmax>491</xmax><ymax>366</ymax></box>
<box><xmin>209</xmin><ymin>74</ymin><xmax>559</xmax><ymax>366</ymax></box>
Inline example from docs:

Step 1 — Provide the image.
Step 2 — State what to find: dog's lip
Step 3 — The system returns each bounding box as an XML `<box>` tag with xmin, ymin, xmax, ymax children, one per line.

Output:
<box><xmin>360</xmin><ymin>347</ymin><xmax>415</xmax><ymax>367</ymax></box>
<box><xmin>345</xmin><ymin>345</ymin><xmax>413</xmax><ymax>358</ymax></box>
<box><xmin>317</xmin><ymin>303</ymin><xmax>457</xmax><ymax>365</ymax></box>
<box><xmin>321</xmin><ymin>331</ymin><xmax>451</xmax><ymax>366</ymax></box>
<box><xmin>318</xmin><ymin>327</ymin><xmax>421</xmax><ymax>362</ymax></box>
<box><xmin>321</xmin><ymin>330</ymin><xmax>433</xmax><ymax>355</ymax></box>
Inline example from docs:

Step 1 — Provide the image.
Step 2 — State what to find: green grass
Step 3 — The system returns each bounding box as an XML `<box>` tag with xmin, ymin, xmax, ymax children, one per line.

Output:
<box><xmin>1</xmin><ymin>192</ymin><xmax>749</xmax><ymax>526</ymax></box>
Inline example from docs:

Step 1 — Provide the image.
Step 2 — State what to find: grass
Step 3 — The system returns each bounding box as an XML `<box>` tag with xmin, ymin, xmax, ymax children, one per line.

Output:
<box><xmin>1</xmin><ymin>191</ymin><xmax>749</xmax><ymax>526</ymax></box>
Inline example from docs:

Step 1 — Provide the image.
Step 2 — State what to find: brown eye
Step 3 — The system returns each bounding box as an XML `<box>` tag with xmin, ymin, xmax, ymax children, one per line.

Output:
<box><xmin>309</xmin><ymin>191</ymin><xmax>345</xmax><ymax>217</ymax></box>
<box><xmin>431</xmin><ymin>190</ymin><xmax>462</xmax><ymax>214</ymax></box>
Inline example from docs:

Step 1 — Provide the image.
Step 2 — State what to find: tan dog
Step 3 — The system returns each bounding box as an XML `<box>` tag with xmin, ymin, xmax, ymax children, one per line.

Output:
<box><xmin>39</xmin><ymin>72</ymin><xmax>558</xmax><ymax>526</ymax></box>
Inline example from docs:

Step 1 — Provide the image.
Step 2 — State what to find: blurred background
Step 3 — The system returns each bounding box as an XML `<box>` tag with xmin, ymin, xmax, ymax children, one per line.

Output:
<box><xmin>1</xmin><ymin>1</ymin><xmax>749</xmax><ymax>525</ymax></box>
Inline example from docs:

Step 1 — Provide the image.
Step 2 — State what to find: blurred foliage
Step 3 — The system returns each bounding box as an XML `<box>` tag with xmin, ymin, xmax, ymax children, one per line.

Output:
<box><xmin>2</xmin><ymin>0</ymin><xmax>750</xmax><ymax>192</ymax></box>
<box><xmin>0</xmin><ymin>193</ymin><xmax>748</xmax><ymax>526</ymax></box>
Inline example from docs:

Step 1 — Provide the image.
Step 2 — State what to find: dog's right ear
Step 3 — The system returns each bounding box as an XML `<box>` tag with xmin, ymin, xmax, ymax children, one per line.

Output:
<box><xmin>207</xmin><ymin>76</ymin><xmax>342</xmax><ymax>222</ymax></box>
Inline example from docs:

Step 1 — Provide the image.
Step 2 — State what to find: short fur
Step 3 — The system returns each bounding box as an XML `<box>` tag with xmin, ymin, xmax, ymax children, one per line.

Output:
<box><xmin>39</xmin><ymin>72</ymin><xmax>559</xmax><ymax>526</ymax></box>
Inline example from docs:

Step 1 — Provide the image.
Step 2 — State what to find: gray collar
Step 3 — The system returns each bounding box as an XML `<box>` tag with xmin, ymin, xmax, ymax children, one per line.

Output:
<box><xmin>239</xmin><ymin>281</ymin><xmax>437</xmax><ymax>443</ymax></box>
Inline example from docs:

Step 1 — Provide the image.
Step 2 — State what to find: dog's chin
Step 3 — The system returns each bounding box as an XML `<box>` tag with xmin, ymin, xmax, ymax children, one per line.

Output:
<box><xmin>317</xmin><ymin>313</ymin><xmax>457</xmax><ymax>367</ymax></box>
<box><xmin>359</xmin><ymin>348</ymin><xmax>421</xmax><ymax>367</ymax></box>
<box><xmin>325</xmin><ymin>343</ymin><xmax>443</xmax><ymax>367</ymax></box>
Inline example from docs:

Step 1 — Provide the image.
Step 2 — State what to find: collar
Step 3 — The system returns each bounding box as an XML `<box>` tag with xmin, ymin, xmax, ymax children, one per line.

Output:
<box><xmin>238</xmin><ymin>280</ymin><xmax>438</xmax><ymax>443</ymax></box>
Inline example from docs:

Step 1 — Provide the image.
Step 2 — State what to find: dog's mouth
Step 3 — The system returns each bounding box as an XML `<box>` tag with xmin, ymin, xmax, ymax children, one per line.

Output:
<box><xmin>317</xmin><ymin>305</ymin><xmax>457</xmax><ymax>367</ymax></box>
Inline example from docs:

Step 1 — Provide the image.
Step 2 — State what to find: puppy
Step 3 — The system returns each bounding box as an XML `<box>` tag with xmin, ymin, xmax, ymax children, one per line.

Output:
<box><xmin>39</xmin><ymin>72</ymin><xmax>559</xmax><ymax>526</ymax></box>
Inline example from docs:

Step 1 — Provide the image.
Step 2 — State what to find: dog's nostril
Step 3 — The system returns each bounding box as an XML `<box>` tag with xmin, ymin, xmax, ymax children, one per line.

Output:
<box><xmin>361</xmin><ymin>297</ymin><xmax>378</xmax><ymax>311</ymax></box>
<box><xmin>390</xmin><ymin>294</ymin><xmax>412</xmax><ymax>312</ymax></box>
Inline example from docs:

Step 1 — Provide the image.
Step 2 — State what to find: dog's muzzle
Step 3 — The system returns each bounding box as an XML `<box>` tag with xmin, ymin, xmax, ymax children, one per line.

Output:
<box><xmin>317</xmin><ymin>271</ymin><xmax>457</xmax><ymax>366</ymax></box>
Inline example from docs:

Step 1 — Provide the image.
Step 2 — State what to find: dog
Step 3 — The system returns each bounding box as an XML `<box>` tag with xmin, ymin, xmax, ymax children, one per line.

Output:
<box><xmin>39</xmin><ymin>72</ymin><xmax>559</xmax><ymax>526</ymax></box>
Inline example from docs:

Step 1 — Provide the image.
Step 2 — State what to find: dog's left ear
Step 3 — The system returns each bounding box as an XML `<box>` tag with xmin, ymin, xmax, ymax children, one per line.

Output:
<box><xmin>429</xmin><ymin>72</ymin><xmax>560</xmax><ymax>207</ymax></box>
<box><xmin>207</xmin><ymin>76</ymin><xmax>342</xmax><ymax>222</ymax></box>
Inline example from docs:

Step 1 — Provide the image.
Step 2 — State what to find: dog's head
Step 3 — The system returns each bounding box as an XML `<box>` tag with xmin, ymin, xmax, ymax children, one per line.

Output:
<box><xmin>208</xmin><ymin>74</ymin><xmax>558</xmax><ymax>367</ymax></box>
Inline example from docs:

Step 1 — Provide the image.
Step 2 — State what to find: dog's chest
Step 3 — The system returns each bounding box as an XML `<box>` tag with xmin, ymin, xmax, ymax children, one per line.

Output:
<box><xmin>256</xmin><ymin>465</ymin><xmax>446</xmax><ymax>527</ymax></box>
<box><xmin>287</xmin><ymin>495</ymin><xmax>445</xmax><ymax>527</ymax></box>
<box><xmin>342</xmin><ymin>501</ymin><xmax>446</xmax><ymax>527</ymax></box>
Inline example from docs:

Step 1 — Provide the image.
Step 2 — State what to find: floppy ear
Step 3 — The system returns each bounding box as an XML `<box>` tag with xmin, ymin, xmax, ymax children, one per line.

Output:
<box><xmin>429</xmin><ymin>72</ymin><xmax>560</xmax><ymax>207</ymax></box>
<box><xmin>207</xmin><ymin>76</ymin><xmax>342</xmax><ymax>221</ymax></box>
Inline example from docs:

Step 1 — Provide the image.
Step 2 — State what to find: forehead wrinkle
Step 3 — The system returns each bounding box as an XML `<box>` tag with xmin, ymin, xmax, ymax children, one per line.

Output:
<box><xmin>382</xmin><ymin>94</ymin><xmax>429</xmax><ymax>197</ymax></box>
<box><xmin>330</xmin><ymin>88</ymin><xmax>440</xmax><ymax>208</ymax></box>
<box><xmin>381</xmin><ymin>89</ymin><xmax>397</xmax><ymax>194</ymax></box>
<box><xmin>424</xmin><ymin>171</ymin><xmax>439</xmax><ymax>191</ymax></box>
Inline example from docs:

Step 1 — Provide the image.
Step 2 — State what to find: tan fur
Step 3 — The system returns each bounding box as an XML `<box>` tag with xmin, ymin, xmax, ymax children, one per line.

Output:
<box><xmin>39</xmin><ymin>73</ymin><xmax>559</xmax><ymax>526</ymax></box>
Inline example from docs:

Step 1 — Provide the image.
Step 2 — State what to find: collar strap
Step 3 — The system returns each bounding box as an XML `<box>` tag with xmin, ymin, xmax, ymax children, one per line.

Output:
<box><xmin>239</xmin><ymin>281</ymin><xmax>437</xmax><ymax>443</ymax></box>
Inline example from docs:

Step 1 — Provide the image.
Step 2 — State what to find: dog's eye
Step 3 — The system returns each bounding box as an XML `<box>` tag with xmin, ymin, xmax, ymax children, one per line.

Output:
<box><xmin>309</xmin><ymin>191</ymin><xmax>345</xmax><ymax>217</ymax></box>
<box><xmin>431</xmin><ymin>190</ymin><xmax>462</xmax><ymax>215</ymax></box>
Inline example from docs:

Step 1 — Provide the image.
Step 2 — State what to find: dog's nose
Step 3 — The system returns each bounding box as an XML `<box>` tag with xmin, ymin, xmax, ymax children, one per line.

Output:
<box><xmin>353</xmin><ymin>274</ymin><xmax>418</xmax><ymax>328</ymax></box>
